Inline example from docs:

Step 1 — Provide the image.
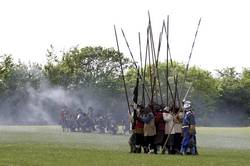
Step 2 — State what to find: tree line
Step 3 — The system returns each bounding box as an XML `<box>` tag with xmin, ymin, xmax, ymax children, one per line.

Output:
<box><xmin>0</xmin><ymin>46</ymin><xmax>249</xmax><ymax>126</ymax></box>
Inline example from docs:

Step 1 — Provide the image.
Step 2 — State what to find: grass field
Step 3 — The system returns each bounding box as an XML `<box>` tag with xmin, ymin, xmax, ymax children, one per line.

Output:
<box><xmin>0</xmin><ymin>126</ymin><xmax>250</xmax><ymax>166</ymax></box>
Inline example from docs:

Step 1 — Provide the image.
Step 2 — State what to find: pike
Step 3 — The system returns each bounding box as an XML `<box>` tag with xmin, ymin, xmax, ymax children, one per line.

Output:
<box><xmin>139</xmin><ymin>32</ymin><xmax>143</xmax><ymax>81</ymax></box>
<box><xmin>164</xmin><ymin>16</ymin><xmax>170</xmax><ymax>105</ymax></box>
<box><xmin>148</xmin><ymin>11</ymin><xmax>162</xmax><ymax>105</ymax></box>
<box><xmin>138</xmin><ymin>32</ymin><xmax>144</xmax><ymax>106</ymax></box>
<box><xmin>142</xmin><ymin>26</ymin><xmax>150</xmax><ymax>107</ymax></box>
<box><xmin>173</xmin><ymin>74</ymin><xmax>179</xmax><ymax>107</ymax></box>
<box><xmin>179</xmin><ymin>18</ymin><xmax>202</xmax><ymax>99</ymax></box>
<box><xmin>154</xmin><ymin>21</ymin><xmax>165</xmax><ymax>105</ymax></box>
<box><xmin>121</xmin><ymin>28</ymin><xmax>151</xmax><ymax>101</ymax></box>
<box><xmin>167</xmin><ymin>79</ymin><xmax>174</xmax><ymax>102</ymax></box>
<box><xmin>147</xmin><ymin>28</ymin><xmax>154</xmax><ymax>103</ymax></box>
<box><xmin>132</xmin><ymin>69</ymin><xmax>140</xmax><ymax>129</ymax></box>
<box><xmin>121</xmin><ymin>28</ymin><xmax>138</xmax><ymax>69</ymax></box>
<box><xmin>147</xmin><ymin>13</ymin><xmax>154</xmax><ymax>104</ymax></box>
<box><xmin>163</xmin><ymin>16</ymin><xmax>176</xmax><ymax>106</ymax></box>
<box><xmin>183</xmin><ymin>83</ymin><xmax>192</xmax><ymax>102</ymax></box>
<box><xmin>114</xmin><ymin>25</ymin><xmax>131</xmax><ymax>115</ymax></box>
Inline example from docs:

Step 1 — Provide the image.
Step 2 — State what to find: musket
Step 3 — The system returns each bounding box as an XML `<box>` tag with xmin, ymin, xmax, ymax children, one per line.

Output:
<box><xmin>114</xmin><ymin>25</ymin><xmax>131</xmax><ymax>115</ymax></box>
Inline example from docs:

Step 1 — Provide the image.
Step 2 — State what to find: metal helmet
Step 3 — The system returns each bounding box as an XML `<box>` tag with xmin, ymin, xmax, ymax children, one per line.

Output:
<box><xmin>183</xmin><ymin>100</ymin><xmax>191</xmax><ymax>105</ymax></box>
<box><xmin>183</xmin><ymin>102</ymin><xmax>192</xmax><ymax>111</ymax></box>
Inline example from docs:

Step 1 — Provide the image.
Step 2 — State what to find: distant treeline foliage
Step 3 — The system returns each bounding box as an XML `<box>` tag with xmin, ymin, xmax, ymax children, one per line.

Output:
<box><xmin>0</xmin><ymin>46</ymin><xmax>249</xmax><ymax>126</ymax></box>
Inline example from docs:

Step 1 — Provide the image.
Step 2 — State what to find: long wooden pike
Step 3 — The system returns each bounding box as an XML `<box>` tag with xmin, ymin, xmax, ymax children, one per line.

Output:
<box><xmin>139</xmin><ymin>32</ymin><xmax>143</xmax><ymax>79</ymax></box>
<box><xmin>148</xmin><ymin>11</ymin><xmax>159</xmax><ymax>105</ymax></box>
<box><xmin>154</xmin><ymin>21</ymin><xmax>165</xmax><ymax>105</ymax></box>
<box><xmin>121</xmin><ymin>28</ymin><xmax>151</xmax><ymax>101</ymax></box>
<box><xmin>173</xmin><ymin>74</ymin><xmax>179</xmax><ymax>107</ymax></box>
<box><xmin>163</xmin><ymin>15</ymin><xmax>176</xmax><ymax>106</ymax></box>
<box><xmin>138</xmin><ymin>32</ymin><xmax>144</xmax><ymax>105</ymax></box>
<box><xmin>165</xmin><ymin>16</ymin><xmax>170</xmax><ymax>106</ymax></box>
<box><xmin>179</xmin><ymin>18</ymin><xmax>202</xmax><ymax>98</ymax></box>
<box><xmin>147</xmin><ymin>29</ymin><xmax>153</xmax><ymax>103</ymax></box>
<box><xmin>147</xmin><ymin>11</ymin><xmax>154</xmax><ymax>103</ymax></box>
<box><xmin>183</xmin><ymin>83</ymin><xmax>192</xmax><ymax>102</ymax></box>
<box><xmin>121</xmin><ymin>28</ymin><xmax>138</xmax><ymax>69</ymax></box>
<box><xmin>114</xmin><ymin>25</ymin><xmax>131</xmax><ymax>114</ymax></box>
<box><xmin>167</xmin><ymin>79</ymin><xmax>174</xmax><ymax>102</ymax></box>
<box><xmin>142</xmin><ymin>28</ymin><xmax>149</xmax><ymax>107</ymax></box>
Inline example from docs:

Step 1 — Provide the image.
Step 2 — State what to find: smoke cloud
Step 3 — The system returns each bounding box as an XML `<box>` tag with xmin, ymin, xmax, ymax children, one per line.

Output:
<box><xmin>0</xmin><ymin>80</ymin><xmax>128</xmax><ymax>125</ymax></box>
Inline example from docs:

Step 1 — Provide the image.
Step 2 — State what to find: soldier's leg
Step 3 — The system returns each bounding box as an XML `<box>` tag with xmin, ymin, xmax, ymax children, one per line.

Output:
<box><xmin>143</xmin><ymin>136</ymin><xmax>149</xmax><ymax>153</ymax></box>
<box><xmin>129</xmin><ymin>133</ymin><xmax>136</xmax><ymax>153</ymax></box>
<box><xmin>135</xmin><ymin>133</ymin><xmax>142</xmax><ymax>153</ymax></box>
<box><xmin>148</xmin><ymin>136</ymin><xmax>156</xmax><ymax>154</ymax></box>
<box><xmin>168</xmin><ymin>134</ymin><xmax>175</xmax><ymax>154</ymax></box>
<box><xmin>181</xmin><ymin>128</ymin><xmax>190</xmax><ymax>155</ymax></box>
<box><xmin>174</xmin><ymin>133</ymin><xmax>182</xmax><ymax>154</ymax></box>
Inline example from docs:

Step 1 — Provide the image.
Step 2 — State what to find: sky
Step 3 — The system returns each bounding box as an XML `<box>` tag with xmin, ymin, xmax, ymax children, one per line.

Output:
<box><xmin>0</xmin><ymin>0</ymin><xmax>249</xmax><ymax>73</ymax></box>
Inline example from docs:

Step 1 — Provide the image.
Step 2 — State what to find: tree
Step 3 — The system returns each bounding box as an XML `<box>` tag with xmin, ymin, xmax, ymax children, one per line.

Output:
<box><xmin>44</xmin><ymin>46</ymin><xmax>131</xmax><ymax>91</ymax></box>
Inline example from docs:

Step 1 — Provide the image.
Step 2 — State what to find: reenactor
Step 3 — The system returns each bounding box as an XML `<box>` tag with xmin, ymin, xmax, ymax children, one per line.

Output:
<box><xmin>134</xmin><ymin>104</ymin><xmax>145</xmax><ymax>153</ymax></box>
<box><xmin>128</xmin><ymin>108</ymin><xmax>136</xmax><ymax>153</ymax></box>
<box><xmin>60</xmin><ymin>107</ymin><xmax>66</xmax><ymax>132</ymax></box>
<box><xmin>162</xmin><ymin>106</ymin><xmax>175</xmax><ymax>154</ymax></box>
<box><xmin>173</xmin><ymin>107</ymin><xmax>183</xmax><ymax>154</ymax></box>
<box><xmin>140</xmin><ymin>105</ymin><xmax>156</xmax><ymax>154</ymax></box>
<box><xmin>180</xmin><ymin>101</ymin><xmax>198</xmax><ymax>155</ymax></box>
<box><xmin>153</xmin><ymin>104</ymin><xmax>165</xmax><ymax>153</ymax></box>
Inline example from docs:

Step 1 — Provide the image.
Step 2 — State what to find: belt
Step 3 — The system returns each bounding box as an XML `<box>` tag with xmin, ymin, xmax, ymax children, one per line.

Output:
<box><xmin>182</xmin><ymin>125</ymin><xmax>189</xmax><ymax>128</ymax></box>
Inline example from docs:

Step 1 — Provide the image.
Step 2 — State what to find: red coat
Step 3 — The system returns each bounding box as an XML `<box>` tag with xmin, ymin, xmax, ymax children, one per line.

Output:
<box><xmin>135</xmin><ymin>119</ymin><xmax>144</xmax><ymax>134</ymax></box>
<box><xmin>154</xmin><ymin>111</ymin><xmax>165</xmax><ymax>131</ymax></box>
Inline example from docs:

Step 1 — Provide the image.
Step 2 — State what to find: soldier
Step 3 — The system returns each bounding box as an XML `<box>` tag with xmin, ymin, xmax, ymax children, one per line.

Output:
<box><xmin>140</xmin><ymin>105</ymin><xmax>156</xmax><ymax>154</ymax></box>
<box><xmin>173</xmin><ymin>107</ymin><xmax>183</xmax><ymax>154</ymax></box>
<box><xmin>60</xmin><ymin>107</ymin><xmax>66</xmax><ymax>132</ymax></box>
<box><xmin>128</xmin><ymin>107</ymin><xmax>136</xmax><ymax>153</ymax></box>
<box><xmin>180</xmin><ymin>101</ymin><xmax>198</xmax><ymax>155</ymax></box>
<box><xmin>162</xmin><ymin>106</ymin><xmax>175</xmax><ymax>154</ymax></box>
<box><xmin>153</xmin><ymin>104</ymin><xmax>165</xmax><ymax>153</ymax></box>
<box><xmin>64</xmin><ymin>108</ymin><xmax>71</xmax><ymax>132</ymax></box>
<box><xmin>134</xmin><ymin>105</ymin><xmax>145</xmax><ymax>153</ymax></box>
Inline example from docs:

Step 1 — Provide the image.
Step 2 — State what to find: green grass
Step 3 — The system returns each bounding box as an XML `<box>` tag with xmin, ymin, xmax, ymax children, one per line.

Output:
<box><xmin>0</xmin><ymin>126</ymin><xmax>250</xmax><ymax>166</ymax></box>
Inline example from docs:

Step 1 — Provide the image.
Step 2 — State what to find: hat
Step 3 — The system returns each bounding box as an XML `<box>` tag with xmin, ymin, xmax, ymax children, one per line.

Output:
<box><xmin>163</xmin><ymin>106</ymin><xmax>170</xmax><ymax>112</ymax></box>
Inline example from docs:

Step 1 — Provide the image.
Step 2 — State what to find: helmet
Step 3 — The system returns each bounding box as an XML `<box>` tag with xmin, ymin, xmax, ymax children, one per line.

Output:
<box><xmin>183</xmin><ymin>103</ymin><xmax>191</xmax><ymax>111</ymax></box>
<box><xmin>183</xmin><ymin>100</ymin><xmax>191</xmax><ymax>105</ymax></box>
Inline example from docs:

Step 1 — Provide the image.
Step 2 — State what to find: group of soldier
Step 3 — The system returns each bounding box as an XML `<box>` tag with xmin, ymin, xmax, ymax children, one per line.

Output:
<box><xmin>128</xmin><ymin>100</ymin><xmax>198</xmax><ymax>155</ymax></box>
<box><xmin>60</xmin><ymin>106</ymin><xmax>121</xmax><ymax>134</ymax></box>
